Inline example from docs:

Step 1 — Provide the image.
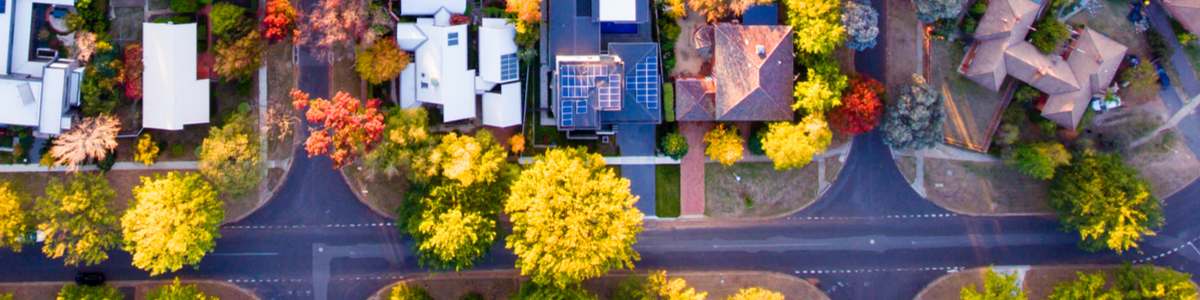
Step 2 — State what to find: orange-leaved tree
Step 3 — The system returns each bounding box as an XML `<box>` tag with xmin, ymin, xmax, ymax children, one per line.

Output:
<box><xmin>829</xmin><ymin>75</ymin><xmax>884</xmax><ymax>135</ymax></box>
<box><xmin>263</xmin><ymin>0</ymin><xmax>298</xmax><ymax>43</ymax></box>
<box><xmin>291</xmin><ymin>89</ymin><xmax>385</xmax><ymax>168</ymax></box>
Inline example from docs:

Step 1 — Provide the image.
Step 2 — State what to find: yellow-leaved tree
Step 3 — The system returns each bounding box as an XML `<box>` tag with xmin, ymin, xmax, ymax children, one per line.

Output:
<box><xmin>727</xmin><ymin>287</ymin><xmax>785</xmax><ymax>300</ymax></box>
<box><xmin>426</xmin><ymin>131</ymin><xmax>507</xmax><ymax>186</ymax></box>
<box><xmin>704</xmin><ymin>124</ymin><xmax>743</xmax><ymax>166</ymax></box>
<box><xmin>35</xmin><ymin>173</ymin><xmax>119</xmax><ymax>266</ymax></box>
<box><xmin>122</xmin><ymin>172</ymin><xmax>223</xmax><ymax>275</ymax></box>
<box><xmin>505</xmin><ymin>147</ymin><xmax>644</xmax><ymax>288</ymax></box>
<box><xmin>648</xmin><ymin>271</ymin><xmax>707</xmax><ymax>300</ymax></box>
<box><xmin>0</xmin><ymin>181</ymin><xmax>27</xmax><ymax>252</ymax></box>
<box><xmin>761</xmin><ymin>115</ymin><xmax>833</xmax><ymax>170</ymax></box>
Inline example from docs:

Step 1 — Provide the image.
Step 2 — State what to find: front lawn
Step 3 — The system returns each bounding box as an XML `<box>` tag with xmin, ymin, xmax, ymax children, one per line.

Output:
<box><xmin>705</xmin><ymin>162</ymin><xmax>820</xmax><ymax>218</ymax></box>
<box><xmin>654</xmin><ymin>165</ymin><xmax>680</xmax><ymax>218</ymax></box>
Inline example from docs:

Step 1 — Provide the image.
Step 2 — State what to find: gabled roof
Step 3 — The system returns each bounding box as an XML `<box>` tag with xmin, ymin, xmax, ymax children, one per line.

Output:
<box><xmin>478</xmin><ymin>18</ymin><xmax>518</xmax><ymax>85</ymax></box>
<box><xmin>712</xmin><ymin>24</ymin><xmax>794</xmax><ymax>121</ymax></box>
<box><xmin>143</xmin><ymin>22</ymin><xmax>210</xmax><ymax>131</ymax></box>
<box><xmin>1003</xmin><ymin>42</ymin><xmax>1079</xmax><ymax>94</ymax></box>
<box><xmin>674</xmin><ymin>78</ymin><xmax>715</xmax><ymax>121</ymax></box>
<box><xmin>1163</xmin><ymin>0</ymin><xmax>1200</xmax><ymax>35</ymax></box>
<box><xmin>962</xmin><ymin>39</ymin><xmax>1011</xmax><ymax>91</ymax></box>
<box><xmin>548</xmin><ymin>0</ymin><xmax>602</xmax><ymax>56</ymax></box>
<box><xmin>482</xmin><ymin>82</ymin><xmax>522</xmax><ymax>128</ymax></box>
<box><xmin>1043</xmin><ymin>28</ymin><xmax>1127</xmax><ymax>129</ymax></box>
<box><xmin>973</xmin><ymin>0</ymin><xmax>1039</xmax><ymax>41</ymax></box>
<box><xmin>399</xmin><ymin>18</ymin><xmax>476</xmax><ymax>123</ymax></box>
<box><xmin>395</xmin><ymin>24</ymin><xmax>427</xmax><ymax>50</ymax></box>
<box><xmin>602</xmin><ymin>42</ymin><xmax>661</xmax><ymax>124</ymax></box>
<box><xmin>399</xmin><ymin>0</ymin><xmax>465</xmax><ymax>16</ymax></box>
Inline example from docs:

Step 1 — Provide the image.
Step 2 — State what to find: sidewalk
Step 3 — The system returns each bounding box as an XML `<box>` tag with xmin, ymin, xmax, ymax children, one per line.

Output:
<box><xmin>0</xmin><ymin>160</ymin><xmax>286</xmax><ymax>173</ymax></box>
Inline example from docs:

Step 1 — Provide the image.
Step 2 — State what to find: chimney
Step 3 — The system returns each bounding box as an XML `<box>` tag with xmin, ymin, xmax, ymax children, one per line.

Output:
<box><xmin>756</xmin><ymin>45</ymin><xmax>766</xmax><ymax>57</ymax></box>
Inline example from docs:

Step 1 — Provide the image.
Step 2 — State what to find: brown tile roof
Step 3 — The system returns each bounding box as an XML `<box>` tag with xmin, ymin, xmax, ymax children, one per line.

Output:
<box><xmin>1003</xmin><ymin>42</ymin><xmax>1079</xmax><ymax>94</ymax></box>
<box><xmin>973</xmin><ymin>0</ymin><xmax>1040</xmax><ymax>41</ymax></box>
<box><xmin>674</xmin><ymin>78</ymin><xmax>716</xmax><ymax>121</ymax></box>
<box><xmin>1163</xmin><ymin>0</ymin><xmax>1200</xmax><ymax>36</ymax></box>
<box><xmin>712</xmin><ymin>24</ymin><xmax>794</xmax><ymax>121</ymax></box>
<box><xmin>962</xmin><ymin>39</ymin><xmax>1011</xmax><ymax>91</ymax></box>
<box><xmin>1042</xmin><ymin>29</ymin><xmax>1127</xmax><ymax>129</ymax></box>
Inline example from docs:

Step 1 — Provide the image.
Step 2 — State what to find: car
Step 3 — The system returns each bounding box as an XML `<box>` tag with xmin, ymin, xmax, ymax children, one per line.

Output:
<box><xmin>74</xmin><ymin>272</ymin><xmax>105</xmax><ymax>286</ymax></box>
<box><xmin>1155</xmin><ymin>63</ymin><xmax>1171</xmax><ymax>88</ymax></box>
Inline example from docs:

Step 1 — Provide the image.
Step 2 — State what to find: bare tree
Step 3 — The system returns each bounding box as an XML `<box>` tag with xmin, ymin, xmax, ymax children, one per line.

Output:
<box><xmin>50</xmin><ymin>115</ymin><xmax>120</xmax><ymax>171</ymax></box>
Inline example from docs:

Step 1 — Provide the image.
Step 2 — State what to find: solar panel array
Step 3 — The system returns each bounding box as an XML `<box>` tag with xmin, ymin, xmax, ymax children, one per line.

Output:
<box><xmin>628</xmin><ymin>53</ymin><xmax>659</xmax><ymax>111</ymax></box>
<box><xmin>558</xmin><ymin>62</ymin><xmax>623</xmax><ymax>128</ymax></box>
<box><xmin>501</xmin><ymin>53</ymin><xmax>519</xmax><ymax>82</ymax></box>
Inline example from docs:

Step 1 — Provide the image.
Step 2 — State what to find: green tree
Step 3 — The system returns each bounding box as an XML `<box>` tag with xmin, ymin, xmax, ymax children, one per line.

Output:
<box><xmin>426</xmin><ymin>131</ymin><xmax>507</xmax><ymax>186</ymax></box>
<box><xmin>148</xmin><ymin>278</ymin><xmax>217</xmax><ymax>300</ymax></box>
<box><xmin>505</xmin><ymin>148</ymin><xmax>644</xmax><ymax>288</ymax></box>
<box><xmin>961</xmin><ymin>268</ymin><xmax>1026</xmax><ymax>300</ymax></box>
<box><xmin>364</xmin><ymin>107</ymin><xmax>436</xmax><ymax>180</ymax></box>
<box><xmin>388</xmin><ymin>283</ymin><xmax>433</xmax><ymax>300</ymax></box>
<box><xmin>785</xmin><ymin>0</ymin><xmax>846</xmax><ymax>55</ymax></box>
<box><xmin>1050</xmin><ymin>153</ymin><xmax>1162</xmax><ymax>253</ymax></box>
<box><xmin>1004</xmin><ymin>142</ymin><xmax>1071</xmax><ymax>180</ymax></box>
<box><xmin>57</xmin><ymin>284</ymin><xmax>122</xmax><ymax>300</ymax></box>
<box><xmin>402</xmin><ymin>178</ymin><xmax>507</xmax><ymax>271</ymax></box>
<box><xmin>1115</xmin><ymin>264</ymin><xmax>1197</xmax><ymax>300</ymax></box>
<box><xmin>1119</xmin><ymin>60</ymin><xmax>1160</xmax><ymax>103</ymax></box>
<box><xmin>210</xmin><ymin>2</ymin><xmax>249</xmax><ymax>40</ymax></box>
<box><xmin>36</xmin><ymin>173</ymin><xmax>119</xmax><ymax>266</ymax></box>
<box><xmin>512</xmin><ymin>282</ymin><xmax>597</xmax><ymax>300</ymax></box>
<box><xmin>882</xmin><ymin>74</ymin><xmax>945</xmax><ymax>150</ymax></box>
<box><xmin>1030</xmin><ymin>18</ymin><xmax>1069</xmax><ymax>54</ymax></box>
<box><xmin>0</xmin><ymin>181</ymin><xmax>28</xmax><ymax>252</ymax></box>
<box><xmin>704</xmin><ymin>124</ymin><xmax>743</xmax><ymax>166</ymax></box>
<box><xmin>727</xmin><ymin>287</ymin><xmax>784</xmax><ymax>300</ymax></box>
<box><xmin>793</xmin><ymin>57</ymin><xmax>849</xmax><ymax>113</ymax></box>
<box><xmin>122</xmin><ymin>172</ymin><xmax>223</xmax><ymax>275</ymax></box>
<box><xmin>660</xmin><ymin>132</ymin><xmax>689</xmax><ymax>160</ymax></box>
<box><xmin>761</xmin><ymin>115</ymin><xmax>833</xmax><ymax>170</ymax></box>
<box><xmin>1048</xmin><ymin>272</ymin><xmax>1121</xmax><ymax>300</ymax></box>
<box><xmin>914</xmin><ymin>0</ymin><xmax>964</xmax><ymax>22</ymax></box>
<box><xmin>198</xmin><ymin>112</ymin><xmax>263</xmax><ymax>198</ymax></box>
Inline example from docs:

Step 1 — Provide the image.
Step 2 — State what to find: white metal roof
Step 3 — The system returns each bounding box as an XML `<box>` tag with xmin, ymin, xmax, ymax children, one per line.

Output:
<box><xmin>482</xmin><ymin>82</ymin><xmax>521</xmax><ymax>127</ymax></box>
<box><xmin>10</xmin><ymin>0</ymin><xmax>76</xmax><ymax>77</ymax></box>
<box><xmin>599</xmin><ymin>0</ymin><xmax>637</xmax><ymax>22</ymax></box>
<box><xmin>0</xmin><ymin>78</ymin><xmax>42</xmax><ymax>128</ymax></box>
<box><xmin>406</xmin><ymin>19</ymin><xmax>476</xmax><ymax>122</ymax></box>
<box><xmin>398</xmin><ymin>64</ymin><xmax>418</xmax><ymax>108</ymax></box>
<box><xmin>478</xmin><ymin>18</ymin><xmax>518</xmax><ymax>85</ymax></box>
<box><xmin>0</xmin><ymin>0</ymin><xmax>14</xmax><ymax>75</ymax></box>
<box><xmin>395</xmin><ymin>23</ymin><xmax>427</xmax><ymax>51</ymax></box>
<box><xmin>399</xmin><ymin>0</ymin><xmax>465</xmax><ymax>16</ymax></box>
<box><xmin>142</xmin><ymin>22</ymin><xmax>210</xmax><ymax>131</ymax></box>
<box><xmin>38</xmin><ymin>64</ymin><xmax>66</xmax><ymax>135</ymax></box>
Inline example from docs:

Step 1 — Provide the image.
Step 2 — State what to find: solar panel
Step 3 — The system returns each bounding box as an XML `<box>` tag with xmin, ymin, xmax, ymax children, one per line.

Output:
<box><xmin>501</xmin><ymin>53</ymin><xmax>519</xmax><ymax>82</ymax></box>
<box><xmin>628</xmin><ymin>54</ymin><xmax>660</xmax><ymax>111</ymax></box>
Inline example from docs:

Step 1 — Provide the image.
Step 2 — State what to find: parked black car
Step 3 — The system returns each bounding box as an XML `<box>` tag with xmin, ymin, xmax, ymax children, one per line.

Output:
<box><xmin>75</xmin><ymin>272</ymin><xmax>105</xmax><ymax>286</ymax></box>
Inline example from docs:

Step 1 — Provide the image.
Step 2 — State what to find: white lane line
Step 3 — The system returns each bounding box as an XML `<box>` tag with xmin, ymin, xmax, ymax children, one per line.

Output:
<box><xmin>1189</xmin><ymin>242</ymin><xmax>1200</xmax><ymax>257</ymax></box>
<box><xmin>211</xmin><ymin>252</ymin><xmax>280</xmax><ymax>256</ymax></box>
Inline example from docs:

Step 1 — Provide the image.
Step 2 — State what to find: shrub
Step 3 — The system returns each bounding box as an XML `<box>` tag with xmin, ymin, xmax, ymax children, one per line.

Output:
<box><xmin>122</xmin><ymin>44</ymin><xmax>143</xmax><ymax>101</ymax></box>
<box><xmin>660</xmin><ymin>131</ymin><xmax>689</xmax><ymax>159</ymax></box>
<box><xmin>1029</xmin><ymin>18</ymin><xmax>1069</xmax><ymax>54</ymax></box>
<box><xmin>1004</xmin><ymin>142</ymin><xmax>1071</xmax><ymax>180</ymax></box>
<box><xmin>169</xmin><ymin>0</ymin><xmax>207</xmax><ymax>14</ymax></box>
<box><xmin>1012</xmin><ymin>84</ymin><xmax>1041</xmax><ymax>104</ymax></box>
<box><xmin>388</xmin><ymin>283</ymin><xmax>432</xmax><ymax>300</ymax></box>
<box><xmin>210</xmin><ymin>3</ymin><xmax>249</xmax><ymax>41</ymax></box>
<box><xmin>134</xmin><ymin>134</ymin><xmax>159</xmax><ymax>165</ymax></box>
<box><xmin>1148</xmin><ymin>29</ymin><xmax>1174</xmax><ymax>60</ymax></box>
<box><xmin>969</xmin><ymin>0</ymin><xmax>988</xmax><ymax>16</ymax></box>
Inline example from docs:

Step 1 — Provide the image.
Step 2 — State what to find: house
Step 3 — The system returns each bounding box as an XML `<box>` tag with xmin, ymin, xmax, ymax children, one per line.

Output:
<box><xmin>1162</xmin><ymin>0</ymin><xmax>1200</xmax><ymax>35</ymax></box>
<box><xmin>0</xmin><ymin>0</ymin><xmax>83</xmax><ymax>136</ymax></box>
<box><xmin>958</xmin><ymin>0</ymin><xmax>1126</xmax><ymax>129</ymax></box>
<box><xmin>478</xmin><ymin>18</ymin><xmax>522</xmax><ymax>128</ymax></box>
<box><xmin>142</xmin><ymin>22</ymin><xmax>210</xmax><ymax>131</ymax></box>
<box><xmin>399</xmin><ymin>0</ymin><xmax>464</xmax><ymax>16</ymax></box>
<box><xmin>675</xmin><ymin>24</ymin><xmax>794</xmax><ymax>122</ymax></box>
<box><xmin>546</xmin><ymin>0</ymin><xmax>660</xmax><ymax>135</ymax></box>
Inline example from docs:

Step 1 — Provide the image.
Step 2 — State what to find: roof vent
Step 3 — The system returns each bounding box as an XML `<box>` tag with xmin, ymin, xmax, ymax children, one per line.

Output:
<box><xmin>756</xmin><ymin>45</ymin><xmax>766</xmax><ymax>57</ymax></box>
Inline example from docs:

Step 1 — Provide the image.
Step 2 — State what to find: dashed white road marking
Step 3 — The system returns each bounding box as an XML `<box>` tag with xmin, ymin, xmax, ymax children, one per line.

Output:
<box><xmin>788</xmin><ymin>213</ymin><xmax>958</xmax><ymax>221</ymax></box>
<box><xmin>793</xmin><ymin>266</ymin><xmax>964</xmax><ymax>275</ymax></box>
<box><xmin>223</xmin><ymin>222</ymin><xmax>396</xmax><ymax>230</ymax></box>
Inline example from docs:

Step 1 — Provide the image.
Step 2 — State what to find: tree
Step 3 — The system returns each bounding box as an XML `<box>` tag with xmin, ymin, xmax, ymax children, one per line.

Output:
<box><xmin>148</xmin><ymin>278</ymin><xmax>217</xmax><ymax>300</ymax></box>
<box><xmin>506</xmin><ymin>0</ymin><xmax>541</xmax><ymax>49</ymax></box>
<box><xmin>292</xmin><ymin>89</ymin><xmax>386</xmax><ymax>168</ymax></box>
<box><xmin>704</xmin><ymin>124</ymin><xmax>743</xmax><ymax>166</ymax></box>
<box><xmin>74</xmin><ymin>31</ymin><xmax>99</xmax><ymax>63</ymax></box>
<box><xmin>214</xmin><ymin>31</ymin><xmax>266</xmax><ymax>81</ymax></box>
<box><xmin>363</xmin><ymin>107</ymin><xmax>435</xmax><ymax>179</ymax></box>
<box><xmin>355</xmin><ymin>38</ymin><xmax>411</xmax><ymax>85</ymax></box>
<box><xmin>168</xmin><ymin>0</ymin><xmax>203</xmax><ymax>14</ymax></box>
<box><xmin>786</xmin><ymin>0</ymin><xmax>846</xmax><ymax>55</ymax></box>
<box><xmin>426</xmin><ymin>131</ymin><xmax>507</xmax><ymax>186</ymax></box>
<box><xmin>647</xmin><ymin>271</ymin><xmax>708</xmax><ymax>300</ymax></box>
<box><xmin>843</xmin><ymin>0</ymin><xmax>879</xmax><ymax>51</ymax></box>
<box><xmin>263</xmin><ymin>0</ymin><xmax>298</xmax><ymax>43</ymax></box>
<box><xmin>727</xmin><ymin>287</ymin><xmax>784</xmax><ymax>300</ymax></box>
<box><xmin>830</xmin><ymin>75</ymin><xmax>885</xmax><ymax>134</ymax></box>
<box><xmin>1115</xmin><ymin>264</ymin><xmax>1197</xmax><ymax>300</ymax></box>
<box><xmin>505</xmin><ymin>147</ymin><xmax>643</xmax><ymax>288</ymax></box>
<box><xmin>1120</xmin><ymin>60</ymin><xmax>1160</xmax><ymax>103</ymax></box>
<box><xmin>1029</xmin><ymin>18</ymin><xmax>1069</xmax><ymax>54</ymax></box>
<box><xmin>761</xmin><ymin>115</ymin><xmax>833</xmax><ymax>170</ymax></box>
<box><xmin>299</xmin><ymin>0</ymin><xmax>366</xmax><ymax>61</ymax></box>
<box><xmin>135</xmin><ymin>133</ymin><xmax>159</xmax><ymax>165</ymax></box>
<box><xmin>123</xmin><ymin>43</ymin><xmax>143</xmax><ymax>101</ymax></box>
<box><xmin>198</xmin><ymin>112</ymin><xmax>262</xmax><ymax>197</ymax></box>
<box><xmin>509</xmin><ymin>134</ymin><xmax>527</xmax><ymax>155</ymax></box>
<box><xmin>686</xmin><ymin>0</ymin><xmax>771</xmax><ymax>22</ymax></box>
<box><xmin>1004</xmin><ymin>142</ymin><xmax>1071</xmax><ymax>180</ymax></box>
<box><xmin>0</xmin><ymin>182</ymin><xmax>27</xmax><ymax>252</ymax></box>
<box><xmin>50</xmin><ymin>115</ymin><xmax>120</xmax><ymax>171</ymax></box>
<box><xmin>57</xmin><ymin>284</ymin><xmax>122</xmax><ymax>300</ymax></box>
<box><xmin>661</xmin><ymin>131</ymin><xmax>690</xmax><ymax>160</ymax></box>
<box><xmin>914</xmin><ymin>0</ymin><xmax>964</xmax><ymax>23</ymax></box>
<box><xmin>36</xmin><ymin>173</ymin><xmax>119</xmax><ymax>266</ymax></box>
<box><xmin>663</xmin><ymin>0</ymin><xmax>687</xmax><ymax>19</ymax></box>
<box><xmin>794</xmin><ymin>57</ymin><xmax>849</xmax><ymax>113</ymax></box>
<box><xmin>1049</xmin><ymin>272</ymin><xmax>1121</xmax><ymax>300</ymax></box>
<box><xmin>122</xmin><ymin>172</ymin><xmax>222</xmax><ymax>275</ymax></box>
<box><xmin>414</xmin><ymin>206</ymin><xmax>495</xmax><ymax>270</ymax></box>
<box><xmin>211</xmin><ymin>3</ymin><xmax>249</xmax><ymax>40</ymax></box>
<box><xmin>388</xmin><ymin>283</ymin><xmax>432</xmax><ymax>300</ymax></box>
<box><xmin>881</xmin><ymin>74</ymin><xmax>945</xmax><ymax>150</ymax></box>
<box><xmin>1049</xmin><ymin>153</ymin><xmax>1162</xmax><ymax>253</ymax></box>
<box><xmin>513</xmin><ymin>282</ymin><xmax>598</xmax><ymax>300</ymax></box>
<box><xmin>961</xmin><ymin>268</ymin><xmax>1026</xmax><ymax>300</ymax></box>
<box><xmin>80</xmin><ymin>35</ymin><xmax>123</xmax><ymax>117</ymax></box>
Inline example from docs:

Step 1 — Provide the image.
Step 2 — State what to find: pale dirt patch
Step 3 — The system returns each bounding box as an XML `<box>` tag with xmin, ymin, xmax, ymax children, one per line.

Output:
<box><xmin>1125</xmin><ymin>130</ymin><xmax>1200</xmax><ymax>199</ymax></box>
<box><xmin>672</xmin><ymin>12</ymin><xmax>707</xmax><ymax>77</ymax></box>
<box><xmin>342</xmin><ymin>160</ymin><xmax>407</xmax><ymax>219</ymax></box>
<box><xmin>923</xmin><ymin>158</ymin><xmax>1053</xmax><ymax>215</ymax></box>
<box><xmin>885</xmin><ymin>0</ymin><xmax>920</xmax><ymax>96</ymax></box>
<box><xmin>896</xmin><ymin>155</ymin><xmax>918</xmax><ymax>185</ymax></box>
<box><xmin>704</xmin><ymin>162</ymin><xmax>820</xmax><ymax>218</ymax></box>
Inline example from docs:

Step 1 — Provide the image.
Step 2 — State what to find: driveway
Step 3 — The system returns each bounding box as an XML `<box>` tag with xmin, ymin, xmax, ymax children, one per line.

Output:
<box><xmin>616</xmin><ymin>124</ymin><xmax>657</xmax><ymax>216</ymax></box>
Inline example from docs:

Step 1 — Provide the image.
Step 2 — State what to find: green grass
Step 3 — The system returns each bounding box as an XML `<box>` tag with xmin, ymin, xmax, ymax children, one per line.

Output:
<box><xmin>654</xmin><ymin>165</ymin><xmax>681</xmax><ymax>218</ymax></box>
<box><xmin>1185</xmin><ymin>44</ymin><xmax>1200</xmax><ymax>71</ymax></box>
<box><xmin>663</xmin><ymin>83</ymin><xmax>675</xmax><ymax>122</ymax></box>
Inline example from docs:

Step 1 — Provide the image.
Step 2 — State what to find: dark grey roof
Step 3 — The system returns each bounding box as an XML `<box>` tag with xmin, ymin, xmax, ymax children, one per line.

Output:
<box><xmin>548</xmin><ymin>0</ymin><xmax>601</xmax><ymax>56</ymax></box>
<box><xmin>742</xmin><ymin>4</ymin><xmax>780</xmax><ymax>25</ymax></box>
<box><xmin>601</xmin><ymin>42</ymin><xmax>662</xmax><ymax>124</ymax></box>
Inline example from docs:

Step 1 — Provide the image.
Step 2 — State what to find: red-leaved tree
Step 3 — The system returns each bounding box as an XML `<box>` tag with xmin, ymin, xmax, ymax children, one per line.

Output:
<box><xmin>122</xmin><ymin>44</ymin><xmax>142</xmax><ymax>101</ymax></box>
<box><xmin>829</xmin><ymin>75</ymin><xmax>885</xmax><ymax>135</ymax></box>
<box><xmin>263</xmin><ymin>0</ymin><xmax>298</xmax><ymax>43</ymax></box>
<box><xmin>291</xmin><ymin>89</ymin><xmax>385</xmax><ymax>168</ymax></box>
